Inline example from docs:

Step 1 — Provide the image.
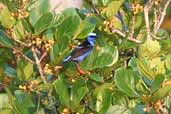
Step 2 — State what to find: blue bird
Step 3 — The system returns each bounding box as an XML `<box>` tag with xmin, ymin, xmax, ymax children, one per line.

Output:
<box><xmin>63</xmin><ymin>32</ymin><xmax>97</xmax><ymax>74</ymax></box>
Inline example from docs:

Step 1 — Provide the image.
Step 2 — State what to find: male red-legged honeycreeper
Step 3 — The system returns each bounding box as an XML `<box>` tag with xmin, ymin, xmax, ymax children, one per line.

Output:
<box><xmin>63</xmin><ymin>32</ymin><xmax>97</xmax><ymax>74</ymax></box>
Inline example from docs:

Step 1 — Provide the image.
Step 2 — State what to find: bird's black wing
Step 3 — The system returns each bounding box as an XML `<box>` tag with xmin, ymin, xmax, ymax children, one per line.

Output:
<box><xmin>70</xmin><ymin>45</ymin><xmax>93</xmax><ymax>59</ymax></box>
<box><xmin>77</xmin><ymin>40</ymin><xmax>91</xmax><ymax>48</ymax></box>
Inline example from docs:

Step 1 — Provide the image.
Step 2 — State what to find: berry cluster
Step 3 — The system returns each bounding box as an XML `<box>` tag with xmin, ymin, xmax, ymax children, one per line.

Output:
<box><xmin>27</xmin><ymin>36</ymin><xmax>54</xmax><ymax>51</ymax></box>
<box><xmin>143</xmin><ymin>100</ymin><xmax>166</xmax><ymax>113</ymax></box>
<box><xmin>130</xmin><ymin>3</ymin><xmax>143</xmax><ymax>15</ymax></box>
<box><xmin>11</xmin><ymin>9</ymin><xmax>29</xmax><ymax>20</ymax></box>
<box><xmin>43</xmin><ymin>64</ymin><xmax>53</xmax><ymax>75</ymax></box>
<box><xmin>103</xmin><ymin>17</ymin><xmax>118</xmax><ymax>32</ymax></box>
<box><xmin>154</xmin><ymin>0</ymin><xmax>161</xmax><ymax>6</ymax></box>
<box><xmin>60</xmin><ymin>108</ymin><xmax>81</xmax><ymax>114</ymax></box>
<box><xmin>11</xmin><ymin>0</ymin><xmax>29</xmax><ymax>20</ymax></box>
<box><xmin>19</xmin><ymin>80</ymin><xmax>39</xmax><ymax>93</ymax></box>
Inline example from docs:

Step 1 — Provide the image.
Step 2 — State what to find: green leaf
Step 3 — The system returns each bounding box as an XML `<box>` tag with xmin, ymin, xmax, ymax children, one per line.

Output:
<box><xmin>57</xmin><ymin>15</ymin><xmax>81</xmax><ymax>37</ymax></box>
<box><xmin>4</xmin><ymin>64</ymin><xmax>17</xmax><ymax>78</ymax></box>
<box><xmin>115</xmin><ymin>67</ymin><xmax>140</xmax><ymax>97</ymax></box>
<box><xmin>54</xmin><ymin>78</ymin><xmax>70</xmax><ymax>107</ymax></box>
<box><xmin>95</xmin><ymin>84</ymin><xmax>112</xmax><ymax>114</ymax></box>
<box><xmin>138</xmin><ymin>39</ymin><xmax>161</xmax><ymax>59</ymax></box>
<box><xmin>150</xmin><ymin>85</ymin><xmax>171</xmax><ymax>102</ymax></box>
<box><xmin>0</xmin><ymin>109</ymin><xmax>12</xmax><ymax>114</ymax></box>
<box><xmin>13</xmin><ymin>90</ymin><xmax>35</xmax><ymax>114</ymax></box>
<box><xmin>148</xmin><ymin>57</ymin><xmax>165</xmax><ymax>75</ymax></box>
<box><xmin>106</xmin><ymin>0</ymin><xmax>124</xmax><ymax>19</ymax></box>
<box><xmin>151</xmin><ymin>75</ymin><xmax>164</xmax><ymax>93</ymax></box>
<box><xmin>0</xmin><ymin>94</ymin><xmax>9</xmax><ymax>110</ymax></box>
<box><xmin>50</xmin><ymin>34</ymin><xmax>69</xmax><ymax>64</ymax></box>
<box><xmin>165</xmin><ymin>54</ymin><xmax>171</xmax><ymax>71</ymax></box>
<box><xmin>102</xmin><ymin>0</ymin><xmax>113</xmax><ymax>6</ymax></box>
<box><xmin>0</xmin><ymin>6</ymin><xmax>15</xmax><ymax>28</ymax></box>
<box><xmin>12</xmin><ymin>21</ymin><xmax>25</xmax><ymax>40</ymax></box>
<box><xmin>0</xmin><ymin>30</ymin><xmax>14</xmax><ymax>48</ymax></box>
<box><xmin>106</xmin><ymin>105</ymin><xmax>129</xmax><ymax>114</ymax></box>
<box><xmin>89</xmin><ymin>73</ymin><xmax>104</xmax><ymax>83</ymax></box>
<box><xmin>34</xmin><ymin>12</ymin><xmax>53</xmax><ymax>35</ymax></box>
<box><xmin>81</xmin><ymin>39</ymin><xmax>119</xmax><ymax>70</ymax></box>
<box><xmin>136</xmin><ymin>58</ymin><xmax>155</xmax><ymax>80</ymax></box>
<box><xmin>17</xmin><ymin>60</ymin><xmax>33</xmax><ymax>80</ymax></box>
<box><xmin>71</xmin><ymin>78</ymin><xmax>88</xmax><ymax>105</ymax></box>
<box><xmin>73</xmin><ymin>16</ymin><xmax>96</xmax><ymax>39</ymax></box>
<box><xmin>29</xmin><ymin>0</ymin><xmax>50</xmax><ymax>26</ymax></box>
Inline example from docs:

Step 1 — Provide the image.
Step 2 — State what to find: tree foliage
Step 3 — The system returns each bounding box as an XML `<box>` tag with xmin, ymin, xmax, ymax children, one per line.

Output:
<box><xmin>0</xmin><ymin>0</ymin><xmax>171</xmax><ymax>114</ymax></box>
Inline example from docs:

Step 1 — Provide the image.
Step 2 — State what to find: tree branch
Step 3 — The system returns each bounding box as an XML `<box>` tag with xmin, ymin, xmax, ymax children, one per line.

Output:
<box><xmin>12</xmin><ymin>48</ymin><xmax>35</xmax><ymax>64</ymax></box>
<box><xmin>109</xmin><ymin>27</ymin><xmax>142</xmax><ymax>43</ymax></box>
<box><xmin>144</xmin><ymin>0</ymin><xmax>153</xmax><ymax>40</ymax></box>
<box><xmin>31</xmin><ymin>47</ymin><xmax>47</xmax><ymax>84</ymax></box>
<box><xmin>31</xmin><ymin>47</ymin><xmax>57</xmax><ymax>114</ymax></box>
<box><xmin>154</xmin><ymin>0</ymin><xmax>171</xmax><ymax>34</ymax></box>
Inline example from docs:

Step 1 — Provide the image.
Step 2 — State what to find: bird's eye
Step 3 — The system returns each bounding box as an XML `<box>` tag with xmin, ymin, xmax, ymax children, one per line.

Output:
<box><xmin>89</xmin><ymin>35</ymin><xmax>96</xmax><ymax>38</ymax></box>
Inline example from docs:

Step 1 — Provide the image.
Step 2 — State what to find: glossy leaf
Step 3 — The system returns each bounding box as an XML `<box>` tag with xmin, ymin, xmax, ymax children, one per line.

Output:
<box><xmin>0</xmin><ymin>30</ymin><xmax>14</xmax><ymax>48</ymax></box>
<box><xmin>29</xmin><ymin>0</ymin><xmax>50</xmax><ymax>26</ymax></box>
<box><xmin>150</xmin><ymin>85</ymin><xmax>171</xmax><ymax>102</ymax></box>
<box><xmin>106</xmin><ymin>0</ymin><xmax>124</xmax><ymax>19</ymax></box>
<box><xmin>0</xmin><ymin>94</ymin><xmax>9</xmax><ymax>110</ymax></box>
<box><xmin>50</xmin><ymin>34</ymin><xmax>69</xmax><ymax>65</ymax></box>
<box><xmin>165</xmin><ymin>54</ymin><xmax>171</xmax><ymax>71</ymax></box>
<box><xmin>34</xmin><ymin>12</ymin><xmax>53</xmax><ymax>35</ymax></box>
<box><xmin>138</xmin><ymin>39</ymin><xmax>161</xmax><ymax>59</ymax></box>
<box><xmin>73</xmin><ymin>16</ymin><xmax>96</xmax><ymax>39</ymax></box>
<box><xmin>56</xmin><ymin>15</ymin><xmax>81</xmax><ymax>37</ymax></box>
<box><xmin>71</xmin><ymin>78</ymin><xmax>88</xmax><ymax>105</ymax></box>
<box><xmin>89</xmin><ymin>73</ymin><xmax>104</xmax><ymax>83</ymax></box>
<box><xmin>94</xmin><ymin>84</ymin><xmax>112</xmax><ymax>114</ymax></box>
<box><xmin>0</xmin><ymin>6</ymin><xmax>15</xmax><ymax>28</ymax></box>
<box><xmin>81</xmin><ymin>39</ymin><xmax>119</xmax><ymax>70</ymax></box>
<box><xmin>17</xmin><ymin>60</ymin><xmax>33</xmax><ymax>80</ymax></box>
<box><xmin>12</xmin><ymin>21</ymin><xmax>25</xmax><ymax>40</ymax></box>
<box><xmin>151</xmin><ymin>75</ymin><xmax>164</xmax><ymax>93</ymax></box>
<box><xmin>13</xmin><ymin>90</ymin><xmax>35</xmax><ymax>114</ymax></box>
<box><xmin>54</xmin><ymin>78</ymin><xmax>70</xmax><ymax>107</ymax></box>
<box><xmin>136</xmin><ymin>58</ymin><xmax>155</xmax><ymax>80</ymax></box>
<box><xmin>115</xmin><ymin>67</ymin><xmax>140</xmax><ymax>97</ymax></box>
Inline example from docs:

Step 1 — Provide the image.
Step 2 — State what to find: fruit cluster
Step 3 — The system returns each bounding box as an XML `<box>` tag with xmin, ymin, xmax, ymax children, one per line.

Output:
<box><xmin>43</xmin><ymin>64</ymin><xmax>53</xmax><ymax>75</ymax></box>
<box><xmin>11</xmin><ymin>0</ymin><xmax>29</xmax><ymax>20</ymax></box>
<box><xmin>19</xmin><ymin>80</ymin><xmax>39</xmax><ymax>93</ymax></box>
<box><xmin>27</xmin><ymin>36</ymin><xmax>54</xmax><ymax>51</ymax></box>
<box><xmin>131</xmin><ymin>3</ymin><xmax>143</xmax><ymax>15</ymax></box>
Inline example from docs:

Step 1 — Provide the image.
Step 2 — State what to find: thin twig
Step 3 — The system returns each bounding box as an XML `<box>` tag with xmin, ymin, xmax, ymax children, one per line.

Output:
<box><xmin>154</xmin><ymin>9</ymin><xmax>159</xmax><ymax>32</ymax></box>
<box><xmin>144</xmin><ymin>0</ymin><xmax>153</xmax><ymax>40</ymax></box>
<box><xmin>111</xmin><ymin>28</ymin><xmax>126</xmax><ymax>37</ymax></box>
<box><xmin>31</xmin><ymin>47</ymin><xmax>57</xmax><ymax>114</ymax></box>
<box><xmin>109</xmin><ymin>27</ymin><xmax>142</xmax><ymax>43</ymax></box>
<box><xmin>12</xmin><ymin>48</ymin><xmax>35</xmax><ymax>64</ymax></box>
<box><xmin>127</xmin><ymin>37</ymin><xmax>143</xmax><ymax>43</ymax></box>
<box><xmin>150</xmin><ymin>33</ymin><xmax>168</xmax><ymax>39</ymax></box>
<box><xmin>40</xmin><ymin>51</ymin><xmax>47</xmax><ymax>62</ymax></box>
<box><xmin>31</xmin><ymin>47</ymin><xmax>47</xmax><ymax>84</ymax></box>
<box><xmin>13</xmin><ymin>39</ymin><xmax>29</xmax><ymax>47</ymax></box>
<box><xmin>130</xmin><ymin>15</ymin><xmax>135</xmax><ymax>38</ymax></box>
<box><xmin>154</xmin><ymin>0</ymin><xmax>171</xmax><ymax>34</ymax></box>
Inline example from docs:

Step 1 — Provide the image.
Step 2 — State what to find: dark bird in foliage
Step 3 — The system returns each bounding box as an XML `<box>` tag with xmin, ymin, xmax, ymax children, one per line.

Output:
<box><xmin>63</xmin><ymin>32</ymin><xmax>97</xmax><ymax>74</ymax></box>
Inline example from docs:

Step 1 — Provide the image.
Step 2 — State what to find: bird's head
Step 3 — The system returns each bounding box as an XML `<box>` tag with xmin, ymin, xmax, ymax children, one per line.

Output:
<box><xmin>87</xmin><ymin>33</ymin><xmax>97</xmax><ymax>44</ymax></box>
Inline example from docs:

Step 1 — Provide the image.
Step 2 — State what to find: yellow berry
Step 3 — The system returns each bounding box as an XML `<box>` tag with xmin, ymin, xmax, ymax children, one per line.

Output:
<box><xmin>19</xmin><ymin>85</ymin><xmax>23</xmax><ymax>89</ymax></box>
<box><xmin>63</xmin><ymin>108</ymin><xmax>69</xmax><ymax>113</ymax></box>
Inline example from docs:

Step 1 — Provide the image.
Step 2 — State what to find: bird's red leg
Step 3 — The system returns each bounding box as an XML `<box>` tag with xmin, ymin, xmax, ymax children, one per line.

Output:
<box><xmin>75</xmin><ymin>63</ymin><xmax>85</xmax><ymax>75</ymax></box>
